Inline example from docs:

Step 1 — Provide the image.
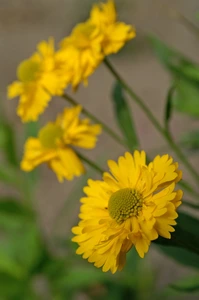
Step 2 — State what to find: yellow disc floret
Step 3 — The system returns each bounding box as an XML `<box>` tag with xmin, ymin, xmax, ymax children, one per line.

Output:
<box><xmin>70</xmin><ymin>22</ymin><xmax>99</xmax><ymax>50</ymax></box>
<box><xmin>17</xmin><ymin>59</ymin><xmax>40</xmax><ymax>82</ymax></box>
<box><xmin>108</xmin><ymin>188</ymin><xmax>143</xmax><ymax>223</ymax></box>
<box><xmin>39</xmin><ymin>123</ymin><xmax>63</xmax><ymax>148</ymax></box>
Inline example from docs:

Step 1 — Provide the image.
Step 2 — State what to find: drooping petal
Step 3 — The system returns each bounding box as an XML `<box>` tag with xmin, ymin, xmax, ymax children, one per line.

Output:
<box><xmin>7</xmin><ymin>81</ymin><xmax>23</xmax><ymax>99</ymax></box>
<box><xmin>17</xmin><ymin>83</ymin><xmax>51</xmax><ymax>122</ymax></box>
<box><xmin>56</xmin><ymin>106</ymin><xmax>102</xmax><ymax>149</ymax></box>
<box><xmin>49</xmin><ymin>148</ymin><xmax>85</xmax><ymax>182</ymax></box>
<box><xmin>20</xmin><ymin>137</ymin><xmax>56</xmax><ymax>171</ymax></box>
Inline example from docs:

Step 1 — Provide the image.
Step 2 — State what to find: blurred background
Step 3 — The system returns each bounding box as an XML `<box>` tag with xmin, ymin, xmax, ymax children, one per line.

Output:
<box><xmin>1</xmin><ymin>0</ymin><xmax>199</xmax><ymax>299</ymax></box>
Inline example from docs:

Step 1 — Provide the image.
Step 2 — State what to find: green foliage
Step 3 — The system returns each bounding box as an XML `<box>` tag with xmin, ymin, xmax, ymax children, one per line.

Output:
<box><xmin>180</xmin><ymin>130</ymin><xmax>199</xmax><ymax>150</ymax></box>
<box><xmin>0</xmin><ymin>200</ymin><xmax>41</xmax><ymax>268</ymax></box>
<box><xmin>170</xmin><ymin>274</ymin><xmax>199</xmax><ymax>292</ymax></box>
<box><xmin>43</xmin><ymin>247</ymin><xmax>156</xmax><ymax>300</ymax></box>
<box><xmin>112</xmin><ymin>81</ymin><xmax>139</xmax><ymax>150</ymax></box>
<box><xmin>174</xmin><ymin>78</ymin><xmax>199</xmax><ymax>116</ymax></box>
<box><xmin>149</xmin><ymin>35</ymin><xmax>199</xmax><ymax>117</ymax></box>
<box><xmin>154</xmin><ymin>212</ymin><xmax>199</xmax><ymax>269</ymax></box>
<box><xmin>0</xmin><ymin>198</ymin><xmax>45</xmax><ymax>299</ymax></box>
<box><xmin>0</xmin><ymin>164</ymin><xmax>22</xmax><ymax>189</ymax></box>
<box><xmin>164</xmin><ymin>85</ymin><xmax>175</xmax><ymax>129</ymax></box>
<box><xmin>157</xmin><ymin>247</ymin><xmax>199</xmax><ymax>270</ymax></box>
<box><xmin>0</xmin><ymin>121</ymin><xmax>18</xmax><ymax>166</ymax></box>
<box><xmin>0</xmin><ymin>273</ymin><xmax>36</xmax><ymax>300</ymax></box>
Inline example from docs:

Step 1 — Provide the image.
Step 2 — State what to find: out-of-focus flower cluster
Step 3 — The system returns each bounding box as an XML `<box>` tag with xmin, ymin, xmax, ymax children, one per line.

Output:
<box><xmin>6</xmin><ymin>0</ymin><xmax>135</xmax><ymax>181</ymax></box>
<box><xmin>7</xmin><ymin>0</ymin><xmax>135</xmax><ymax>122</ymax></box>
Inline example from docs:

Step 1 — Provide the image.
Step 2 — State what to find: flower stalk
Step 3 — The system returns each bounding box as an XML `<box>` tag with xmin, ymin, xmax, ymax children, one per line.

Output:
<box><xmin>62</xmin><ymin>93</ymin><xmax>127</xmax><ymax>148</ymax></box>
<box><xmin>104</xmin><ymin>57</ymin><xmax>199</xmax><ymax>184</ymax></box>
<box><xmin>75</xmin><ymin>150</ymin><xmax>104</xmax><ymax>175</ymax></box>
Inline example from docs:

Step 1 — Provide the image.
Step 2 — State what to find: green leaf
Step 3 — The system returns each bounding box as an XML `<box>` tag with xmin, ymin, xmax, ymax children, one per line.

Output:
<box><xmin>170</xmin><ymin>274</ymin><xmax>199</xmax><ymax>292</ymax></box>
<box><xmin>149</xmin><ymin>35</ymin><xmax>199</xmax><ymax>117</ymax></box>
<box><xmin>0</xmin><ymin>121</ymin><xmax>18</xmax><ymax>166</ymax></box>
<box><xmin>0</xmin><ymin>249</ymin><xmax>26</xmax><ymax>279</ymax></box>
<box><xmin>180</xmin><ymin>130</ymin><xmax>199</xmax><ymax>150</ymax></box>
<box><xmin>180</xmin><ymin>63</ymin><xmax>199</xmax><ymax>82</ymax></box>
<box><xmin>173</xmin><ymin>78</ymin><xmax>199</xmax><ymax>117</ymax></box>
<box><xmin>157</xmin><ymin>246</ymin><xmax>199</xmax><ymax>270</ymax></box>
<box><xmin>112</xmin><ymin>82</ymin><xmax>139</xmax><ymax>151</ymax></box>
<box><xmin>59</xmin><ymin>267</ymin><xmax>106</xmax><ymax>290</ymax></box>
<box><xmin>0</xmin><ymin>199</ymin><xmax>43</xmax><ymax>278</ymax></box>
<box><xmin>0</xmin><ymin>272</ymin><xmax>38</xmax><ymax>300</ymax></box>
<box><xmin>154</xmin><ymin>212</ymin><xmax>199</xmax><ymax>269</ymax></box>
<box><xmin>45</xmin><ymin>258</ymin><xmax>109</xmax><ymax>299</ymax></box>
<box><xmin>0</xmin><ymin>164</ymin><xmax>23</xmax><ymax>190</ymax></box>
<box><xmin>148</xmin><ymin>35</ymin><xmax>185</xmax><ymax>73</ymax></box>
<box><xmin>148</xmin><ymin>35</ymin><xmax>199</xmax><ymax>81</ymax></box>
<box><xmin>0</xmin><ymin>197</ymin><xmax>31</xmax><ymax>216</ymax></box>
<box><xmin>164</xmin><ymin>85</ymin><xmax>175</xmax><ymax>129</ymax></box>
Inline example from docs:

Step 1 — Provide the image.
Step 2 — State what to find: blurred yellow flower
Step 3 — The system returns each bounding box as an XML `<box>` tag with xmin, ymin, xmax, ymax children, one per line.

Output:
<box><xmin>90</xmin><ymin>0</ymin><xmax>136</xmax><ymax>55</ymax></box>
<box><xmin>59</xmin><ymin>0</ymin><xmax>135</xmax><ymax>88</ymax></box>
<box><xmin>60</xmin><ymin>21</ymin><xmax>104</xmax><ymax>89</ymax></box>
<box><xmin>21</xmin><ymin>106</ymin><xmax>102</xmax><ymax>182</ymax></box>
<box><xmin>8</xmin><ymin>1</ymin><xmax>135</xmax><ymax>102</ymax></box>
<box><xmin>72</xmin><ymin>151</ymin><xmax>183</xmax><ymax>273</ymax></box>
<box><xmin>7</xmin><ymin>39</ymin><xmax>69</xmax><ymax>122</ymax></box>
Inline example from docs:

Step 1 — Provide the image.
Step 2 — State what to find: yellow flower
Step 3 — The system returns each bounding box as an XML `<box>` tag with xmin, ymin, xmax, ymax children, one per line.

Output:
<box><xmin>60</xmin><ymin>21</ymin><xmax>104</xmax><ymax>89</ymax></box>
<box><xmin>7</xmin><ymin>39</ymin><xmax>69</xmax><ymax>122</ymax></box>
<box><xmin>21</xmin><ymin>106</ymin><xmax>102</xmax><ymax>181</ymax></box>
<box><xmin>72</xmin><ymin>151</ymin><xmax>183</xmax><ymax>273</ymax></box>
<box><xmin>90</xmin><ymin>0</ymin><xmax>136</xmax><ymax>55</ymax></box>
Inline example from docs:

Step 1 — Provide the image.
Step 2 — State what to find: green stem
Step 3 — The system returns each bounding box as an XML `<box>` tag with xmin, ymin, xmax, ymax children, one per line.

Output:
<box><xmin>183</xmin><ymin>199</ymin><xmax>199</xmax><ymax>210</ymax></box>
<box><xmin>62</xmin><ymin>93</ymin><xmax>127</xmax><ymax>148</ymax></box>
<box><xmin>104</xmin><ymin>58</ymin><xmax>199</xmax><ymax>184</ymax></box>
<box><xmin>162</xmin><ymin>0</ymin><xmax>199</xmax><ymax>37</ymax></box>
<box><xmin>178</xmin><ymin>180</ymin><xmax>199</xmax><ymax>199</ymax></box>
<box><xmin>75</xmin><ymin>150</ymin><xmax>104</xmax><ymax>175</ymax></box>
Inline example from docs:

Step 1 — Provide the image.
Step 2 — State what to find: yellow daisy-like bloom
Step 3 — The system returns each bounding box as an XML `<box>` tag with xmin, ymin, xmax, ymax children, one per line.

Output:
<box><xmin>21</xmin><ymin>105</ymin><xmax>102</xmax><ymax>182</ymax></box>
<box><xmin>7</xmin><ymin>39</ymin><xmax>69</xmax><ymax>122</ymax></box>
<box><xmin>72</xmin><ymin>151</ymin><xmax>183</xmax><ymax>273</ymax></box>
<box><xmin>60</xmin><ymin>21</ymin><xmax>104</xmax><ymax>89</ymax></box>
<box><xmin>90</xmin><ymin>0</ymin><xmax>136</xmax><ymax>55</ymax></box>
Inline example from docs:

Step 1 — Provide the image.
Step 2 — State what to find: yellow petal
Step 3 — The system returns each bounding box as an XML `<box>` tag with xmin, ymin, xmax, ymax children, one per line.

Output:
<box><xmin>20</xmin><ymin>137</ymin><xmax>56</xmax><ymax>171</ymax></box>
<box><xmin>49</xmin><ymin>148</ymin><xmax>85</xmax><ymax>182</ymax></box>
<box><xmin>17</xmin><ymin>83</ymin><xmax>51</xmax><ymax>122</ymax></box>
<box><xmin>7</xmin><ymin>81</ymin><xmax>22</xmax><ymax>99</ymax></box>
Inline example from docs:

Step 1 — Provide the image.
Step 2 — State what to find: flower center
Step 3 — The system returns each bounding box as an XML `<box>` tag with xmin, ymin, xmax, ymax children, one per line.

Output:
<box><xmin>108</xmin><ymin>188</ymin><xmax>143</xmax><ymax>223</ymax></box>
<box><xmin>17</xmin><ymin>59</ymin><xmax>40</xmax><ymax>82</ymax></box>
<box><xmin>39</xmin><ymin>123</ymin><xmax>63</xmax><ymax>148</ymax></box>
<box><xmin>73</xmin><ymin>23</ymin><xmax>96</xmax><ymax>49</ymax></box>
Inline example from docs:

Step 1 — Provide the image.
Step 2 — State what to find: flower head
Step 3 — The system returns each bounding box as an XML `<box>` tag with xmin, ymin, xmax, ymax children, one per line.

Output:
<box><xmin>21</xmin><ymin>105</ymin><xmax>102</xmax><ymax>181</ymax></box>
<box><xmin>60</xmin><ymin>21</ymin><xmax>104</xmax><ymax>89</ymax></box>
<box><xmin>7</xmin><ymin>39</ymin><xmax>69</xmax><ymax>122</ymax></box>
<box><xmin>72</xmin><ymin>151</ymin><xmax>183</xmax><ymax>273</ymax></box>
<box><xmin>90</xmin><ymin>0</ymin><xmax>136</xmax><ymax>55</ymax></box>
